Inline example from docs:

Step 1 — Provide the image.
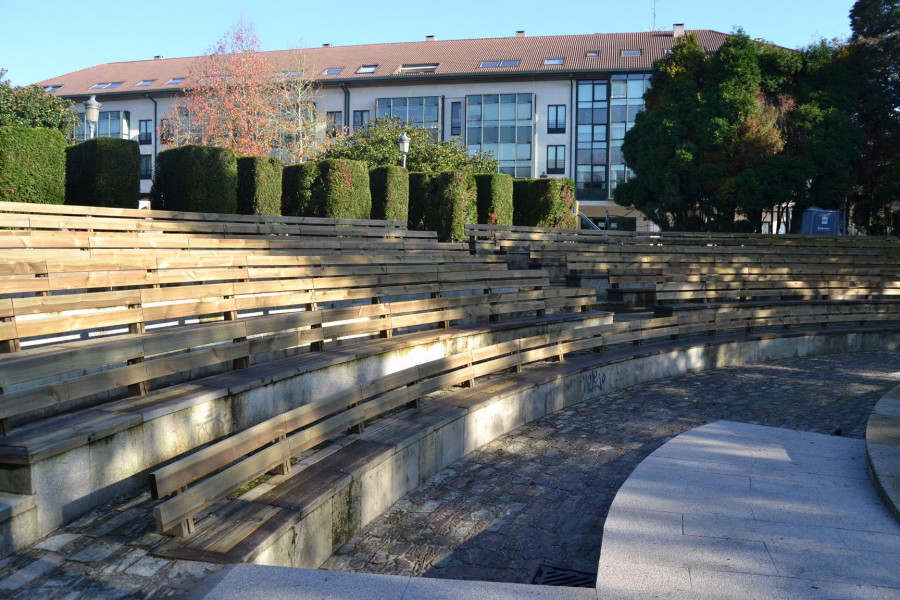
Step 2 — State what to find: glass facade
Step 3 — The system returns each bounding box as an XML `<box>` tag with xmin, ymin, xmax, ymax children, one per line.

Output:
<box><xmin>376</xmin><ymin>96</ymin><xmax>441</xmax><ymax>139</ymax></box>
<box><xmin>465</xmin><ymin>93</ymin><xmax>533</xmax><ymax>178</ymax></box>
<box><xmin>575</xmin><ymin>74</ymin><xmax>650</xmax><ymax>200</ymax></box>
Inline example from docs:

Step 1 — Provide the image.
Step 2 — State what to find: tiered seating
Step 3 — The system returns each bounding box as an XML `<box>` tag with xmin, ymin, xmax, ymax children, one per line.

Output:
<box><xmin>0</xmin><ymin>202</ymin><xmax>606</xmax><ymax>555</ymax></box>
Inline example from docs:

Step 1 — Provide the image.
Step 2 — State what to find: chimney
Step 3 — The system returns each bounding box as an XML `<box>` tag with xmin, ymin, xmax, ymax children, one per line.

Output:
<box><xmin>153</xmin><ymin>55</ymin><xmax>164</xmax><ymax>60</ymax></box>
<box><xmin>425</xmin><ymin>35</ymin><xmax>436</xmax><ymax>42</ymax></box>
<box><xmin>322</xmin><ymin>43</ymin><xmax>332</xmax><ymax>47</ymax></box>
<box><xmin>673</xmin><ymin>24</ymin><xmax>685</xmax><ymax>38</ymax></box>
<box><xmin>516</xmin><ymin>30</ymin><xmax>526</xmax><ymax>38</ymax></box>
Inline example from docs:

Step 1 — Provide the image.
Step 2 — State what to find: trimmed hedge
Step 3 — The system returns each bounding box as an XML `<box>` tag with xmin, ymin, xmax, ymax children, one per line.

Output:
<box><xmin>281</xmin><ymin>161</ymin><xmax>320</xmax><ymax>217</ymax></box>
<box><xmin>0</xmin><ymin>125</ymin><xmax>66</xmax><ymax>204</ymax></box>
<box><xmin>513</xmin><ymin>177</ymin><xmax>578</xmax><ymax>228</ymax></box>
<box><xmin>369</xmin><ymin>165</ymin><xmax>409</xmax><ymax>222</ymax></box>
<box><xmin>432</xmin><ymin>171</ymin><xmax>477</xmax><ymax>243</ymax></box>
<box><xmin>151</xmin><ymin>145</ymin><xmax>237</xmax><ymax>213</ymax></box>
<box><xmin>313</xmin><ymin>158</ymin><xmax>372</xmax><ymax>220</ymax></box>
<box><xmin>408</xmin><ymin>171</ymin><xmax>435</xmax><ymax>230</ymax></box>
<box><xmin>237</xmin><ymin>156</ymin><xmax>282</xmax><ymax>215</ymax></box>
<box><xmin>65</xmin><ymin>138</ymin><xmax>140</xmax><ymax>208</ymax></box>
<box><xmin>474</xmin><ymin>173</ymin><xmax>513</xmax><ymax>225</ymax></box>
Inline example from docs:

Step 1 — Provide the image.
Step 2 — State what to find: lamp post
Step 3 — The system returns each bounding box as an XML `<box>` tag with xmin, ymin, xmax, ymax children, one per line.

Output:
<box><xmin>398</xmin><ymin>132</ymin><xmax>410</xmax><ymax>169</ymax></box>
<box><xmin>84</xmin><ymin>95</ymin><xmax>101</xmax><ymax>140</ymax></box>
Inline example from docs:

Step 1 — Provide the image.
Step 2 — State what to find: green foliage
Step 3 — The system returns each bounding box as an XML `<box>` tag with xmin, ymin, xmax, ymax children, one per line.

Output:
<box><xmin>281</xmin><ymin>161</ymin><xmax>319</xmax><ymax>217</ymax></box>
<box><xmin>616</xmin><ymin>31</ymin><xmax>862</xmax><ymax>233</ymax></box>
<box><xmin>325</xmin><ymin>117</ymin><xmax>497</xmax><ymax>174</ymax></box>
<box><xmin>532</xmin><ymin>179</ymin><xmax>578</xmax><ymax>228</ymax></box>
<box><xmin>0</xmin><ymin>70</ymin><xmax>76</xmax><ymax>135</ymax></box>
<box><xmin>474</xmin><ymin>173</ymin><xmax>513</xmax><ymax>225</ymax></box>
<box><xmin>408</xmin><ymin>171</ymin><xmax>436</xmax><ymax>230</ymax></box>
<box><xmin>237</xmin><ymin>156</ymin><xmax>282</xmax><ymax>215</ymax></box>
<box><xmin>313</xmin><ymin>159</ymin><xmax>372</xmax><ymax>219</ymax></box>
<box><xmin>151</xmin><ymin>145</ymin><xmax>237</xmax><ymax>213</ymax></box>
<box><xmin>369</xmin><ymin>165</ymin><xmax>409</xmax><ymax>222</ymax></box>
<box><xmin>0</xmin><ymin>125</ymin><xmax>65</xmax><ymax>204</ymax></box>
<box><xmin>432</xmin><ymin>171</ymin><xmax>477</xmax><ymax>242</ymax></box>
<box><xmin>65</xmin><ymin>138</ymin><xmax>140</xmax><ymax>208</ymax></box>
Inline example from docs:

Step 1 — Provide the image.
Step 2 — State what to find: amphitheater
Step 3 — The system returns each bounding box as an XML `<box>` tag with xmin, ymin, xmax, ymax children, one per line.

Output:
<box><xmin>0</xmin><ymin>201</ymin><xmax>898</xmax><ymax>599</ymax></box>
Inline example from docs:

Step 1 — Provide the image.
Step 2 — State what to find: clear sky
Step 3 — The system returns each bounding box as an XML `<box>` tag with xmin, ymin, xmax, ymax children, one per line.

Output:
<box><xmin>2</xmin><ymin>0</ymin><xmax>859</xmax><ymax>86</ymax></box>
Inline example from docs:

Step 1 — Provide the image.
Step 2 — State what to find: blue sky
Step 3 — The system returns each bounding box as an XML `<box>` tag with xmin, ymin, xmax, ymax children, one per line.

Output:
<box><xmin>3</xmin><ymin>0</ymin><xmax>858</xmax><ymax>86</ymax></box>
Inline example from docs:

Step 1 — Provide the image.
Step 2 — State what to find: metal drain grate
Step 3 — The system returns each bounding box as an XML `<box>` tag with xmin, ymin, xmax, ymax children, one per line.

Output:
<box><xmin>531</xmin><ymin>564</ymin><xmax>596</xmax><ymax>588</ymax></box>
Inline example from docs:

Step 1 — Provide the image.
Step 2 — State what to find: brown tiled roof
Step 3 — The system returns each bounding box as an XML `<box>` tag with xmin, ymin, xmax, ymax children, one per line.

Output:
<box><xmin>37</xmin><ymin>30</ymin><xmax>729</xmax><ymax>97</ymax></box>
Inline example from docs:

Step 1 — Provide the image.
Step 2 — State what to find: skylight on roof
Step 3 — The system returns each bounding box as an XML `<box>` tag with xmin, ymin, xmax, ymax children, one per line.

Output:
<box><xmin>276</xmin><ymin>71</ymin><xmax>300</xmax><ymax>78</ymax></box>
<box><xmin>621</xmin><ymin>49</ymin><xmax>642</xmax><ymax>57</ymax></box>
<box><xmin>479</xmin><ymin>60</ymin><xmax>501</xmax><ymax>68</ymax></box>
<box><xmin>135</xmin><ymin>79</ymin><xmax>155</xmax><ymax>87</ymax></box>
<box><xmin>43</xmin><ymin>84</ymin><xmax>64</xmax><ymax>93</ymax></box>
<box><xmin>544</xmin><ymin>58</ymin><xmax>564</xmax><ymax>66</ymax></box>
<box><xmin>398</xmin><ymin>63</ymin><xmax>439</xmax><ymax>74</ymax></box>
<box><xmin>90</xmin><ymin>81</ymin><xmax>123</xmax><ymax>89</ymax></box>
<box><xmin>323</xmin><ymin>67</ymin><xmax>343</xmax><ymax>75</ymax></box>
<box><xmin>165</xmin><ymin>78</ymin><xmax>184</xmax><ymax>85</ymax></box>
<box><xmin>499</xmin><ymin>59</ymin><xmax>520</xmax><ymax>67</ymax></box>
<box><xmin>356</xmin><ymin>64</ymin><xmax>378</xmax><ymax>74</ymax></box>
<box><xmin>586</xmin><ymin>50</ymin><xmax>599</xmax><ymax>57</ymax></box>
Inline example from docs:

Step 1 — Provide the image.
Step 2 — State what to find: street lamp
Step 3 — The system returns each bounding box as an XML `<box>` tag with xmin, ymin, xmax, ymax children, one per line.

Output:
<box><xmin>84</xmin><ymin>95</ymin><xmax>101</xmax><ymax>140</ymax></box>
<box><xmin>398</xmin><ymin>132</ymin><xmax>410</xmax><ymax>169</ymax></box>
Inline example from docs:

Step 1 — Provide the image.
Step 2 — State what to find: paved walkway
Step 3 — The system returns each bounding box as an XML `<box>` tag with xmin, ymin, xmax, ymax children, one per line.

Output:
<box><xmin>322</xmin><ymin>351</ymin><xmax>900</xmax><ymax>583</ymax></box>
<box><xmin>597</xmin><ymin>420</ymin><xmax>900</xmax><ymax>599</ymax></box>
<box><xmin>0</xmin><ymin>351</ymin><xmax>897</xmax><ymax>598</ymax></box>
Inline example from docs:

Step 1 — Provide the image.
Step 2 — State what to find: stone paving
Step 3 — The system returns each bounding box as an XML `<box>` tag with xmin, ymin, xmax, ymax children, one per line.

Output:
<box><xmin>0</xmin><ymin>350</ymin><xmax>897</xmax><ymax>598</ymax></box>
<box><xmin>322</xmin><ymin>351</ymin><xmax>900</xmax><ymax>584</ymax></box>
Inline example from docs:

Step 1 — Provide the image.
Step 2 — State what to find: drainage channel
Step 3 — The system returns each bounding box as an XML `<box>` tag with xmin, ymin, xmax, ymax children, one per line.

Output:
<box><xmin>530</xmin><ymin>564</ymin><xmax>596</xmax><ymax>588</ymax></box>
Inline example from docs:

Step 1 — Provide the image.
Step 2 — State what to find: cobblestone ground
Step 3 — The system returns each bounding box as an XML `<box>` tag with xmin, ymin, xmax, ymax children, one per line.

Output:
<box><xmin>321</xmin><ymin>351</ymin><xmax>900</xmax><ymax>584</ymax></box>
<box><xmin>1</xmin><ymin>351</ymin><xmax>898</xmax><ymax>599</ymax></box>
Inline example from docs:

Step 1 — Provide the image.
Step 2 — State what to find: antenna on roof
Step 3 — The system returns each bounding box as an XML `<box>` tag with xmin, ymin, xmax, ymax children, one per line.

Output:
<box><xmin>651</xmin><ymin>0</ymin><xmax>661</xmax><ymax>32</ymax></box>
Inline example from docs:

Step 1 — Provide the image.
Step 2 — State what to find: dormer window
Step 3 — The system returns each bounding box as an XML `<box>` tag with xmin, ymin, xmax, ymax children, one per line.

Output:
<box><xmin>356</xmin><ymin>64</ymin><xmax>378</xmax><ymax>74</ymax></box>
<box><xmin>90</xmin><ymin>82</ymin><xmax>122</xmax><ymax>89</ymax></box>
<box><xmin>621</xmin><ymin>49</ymin><xmax>642</xmax><ymax>57</ymax></box>
<box><xmin>398</xmin><ymin>63</ymin><xmax>439</xmax><ymax>74</ymax></box>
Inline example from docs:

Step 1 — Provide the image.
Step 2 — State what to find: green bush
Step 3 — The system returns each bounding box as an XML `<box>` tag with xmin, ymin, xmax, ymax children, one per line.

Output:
<box><xmin>369</xmin><ymin>165</ymin><xmax>409</xmax><ymax>222</ymax></box>
<box><xmin>151</xmin><ymin>145</ymin><xmax>237</xmax><ymax>213</ymax></box>
<box><xmin>432</xmin><ymin>171</ymin><xmax>477</xmax><ymax>243</ymax></box>
<box><xmin>65</xmin><ymin>138</ymin><xmax>140</xmax><ymax>208</ymax></box>
<box><xmin>512</xmin><ymin>178</ymin><xmax>578</xmax><ymax>228</ymax></box>
<box><xmin>281</xmin><ymin>161</ymin><xmax>320</xmax><ymax>217</ymax></box>
<box><xmin>237</xmin><ymin>156</ymin><xmax>282</xmax><ymax>215</ymax></box>
<box><xmin>408</xmin><ymin>171</ymin><xmax>435</xmax><ymax>230</ymax></box>
<box><xmin>474</xmin><ymin>173</ymin><xmax>513</xmax><ymax>225</ymax></box>
<box><xmin>0</xmin><ymin>125</ymin><xmax>65</xmax><ymax>204</ymax></box>
<box><xmin>313</xmin><ymin>158</ymin><xmax>372</xmax><ymax>220</ymax></box>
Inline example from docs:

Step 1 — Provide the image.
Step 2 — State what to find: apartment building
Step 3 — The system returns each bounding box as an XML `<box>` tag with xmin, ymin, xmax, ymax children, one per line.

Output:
<box><xmin>36</xmin><ymin>26</ymin><xmax>727</xmax><ymax>225</ymax></box>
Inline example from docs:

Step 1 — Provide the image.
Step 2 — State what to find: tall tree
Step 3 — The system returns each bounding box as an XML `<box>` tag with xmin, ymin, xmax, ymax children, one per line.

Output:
<box><xmin>163</xmin><ymin>20</ymin><xmax>322</xmax><ymax>162</ymax></box>
<box><xmin>848</xmin><ymin>0</ymin><xmax>900</xmax><ymax>234</ymax></box>
<box><xmin>325</xmin><ymin>117</ymin><xmax>498</xmax><ymax>174</ymax></box>
<box><xmin>0</xmin><ymin>68</ymin><xmax>76</xmax><ymax>134</ymax></box>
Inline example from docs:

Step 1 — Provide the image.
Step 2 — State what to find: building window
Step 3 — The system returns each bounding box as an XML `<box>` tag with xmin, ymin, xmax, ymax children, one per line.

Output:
<box><xmin>356</xmin><ymin>64</ymin><xmax>378</xmax><ymax>74</ymax></box>
<box><xmin>352</xmin><ymin>110</ymin><xmax>370</xmax><ymax>131</ymax></box>
<box><xmin>74</xmin><ymin>110</ymin><xmax>131</xmax><ymax>142</ymax></box>
<box><xmin>479</xmin><ymin>60</ymin><xmax>501</xmax><ymax>68</ymax></box>
<box><xmin>165</xmin><ymin>78</ymin><xmax>184</xmax><ymax>86</ymax></box>
<box><xmin>544</xmin><ymin>58</ymin><xmax>564</xmax><ymax>66</ymax></box>
<box><xmin>90</xmin><ymin>81</ymin><xmax>122</xmax><ymax>89</ymax></box>
<box><xmin>547</xmin><ymin>146</ymin><xmax>565</xmax><ymax>174</ymax></box>
<box><xmin>466</xmin><ymin>93</ymin><xmax>533</xmax><ymax>178</ymax></box>
<box><xmin>398</xmin><ymin>63</ymin><xmax>439</xmax><ymax>74</ymax></box>
<box><xmin>135</xmin><ymin>80</ymin><xmax>155</xmax><ymax>87</ymax></box>
<box><xmin>43</xmin><ymin>84</ymin><xmax>64</xmax><ymax>93</ymax></box>
<box><xmin>621</xmin><ymin>49</ymin><xmax>642</xmax><ymax>57</ymax></box>
<box><xmin>451</xmin><ymin>101</ymin><xmax>462</xmax><ymax>137</ymax></box>
<box><xmin>376</xmin><ymin>97</ymin><xmax>441</xmax><ymax>139</ymax></box>
<box><xmin>323</xmin><ymin>67</ymin><xmax>343</xmax><ymax>75</ymax></box>
<box><xmin>139</xmin><ymin>155</ymin><xmax>153</xmax><ymax>180</ymax></box>
<box><xmin>547</xmin><ymin>105</ymin><xmax>566</xmax><ymax>134</ymax></box>
<box><xmin>326</xmin><ymin>111</ymin><xmax>343</xmax><ymax>136</ymax></box>
<box><xmin>585</xmin><ymin>50</ymin><xmax>599</xmax><ymax>57</ymax></box>
<box><xmin>139</xmin><ymin>120</ymin><xmax>152</xmax><ymax>145</ymax></box>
